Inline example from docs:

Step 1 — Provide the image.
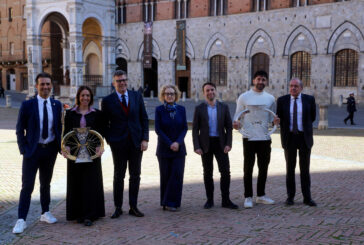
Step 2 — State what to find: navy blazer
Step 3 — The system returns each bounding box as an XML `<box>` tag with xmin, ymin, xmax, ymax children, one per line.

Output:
<box><xmin>276</xmin><ymin>93</ymin><xmax>316</xmax><ymax>149</ymax></box>
<box><xmin>155</xmin><ymin>104</ymin><xmax>188</xmax><ymax>157</ymax></box>
<box><xmin>16</xmin><ymin>97</ymin><xmax>62</xmax><ymax>158</ymax></box>
<box><xmin>101</xmin><ymin>90</ymin><xmax>149</xmax><ymax>147</ymax></box>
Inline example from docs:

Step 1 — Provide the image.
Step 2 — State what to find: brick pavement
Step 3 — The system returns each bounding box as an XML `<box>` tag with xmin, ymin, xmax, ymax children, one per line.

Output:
<box><xmin>1</xmin><ymin>107</ymin><xmax>364</xmax><ymax>244</ymax></box>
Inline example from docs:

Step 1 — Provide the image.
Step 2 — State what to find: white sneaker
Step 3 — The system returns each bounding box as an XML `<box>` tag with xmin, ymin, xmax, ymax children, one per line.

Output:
<box><xmin>40</xmin><ymin>212</ymin><xmax>57</xmax><ymax>224</ymax></box>
<box><xmin>256</xmin><ymin>195</ymin><xmax>275</xmax><ymax>205</ymax></box>
<box><xmin>13</xmin><ymin>219</ymin><xmax>27</xmax><ymax>234</ymax></box>
<box><xmin>244</xmin><ymin>197</ymin><xmax>253</xmax><ymax>208</ymax></box>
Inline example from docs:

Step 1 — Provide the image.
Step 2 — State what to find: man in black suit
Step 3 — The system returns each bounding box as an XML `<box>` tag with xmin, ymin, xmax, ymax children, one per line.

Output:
<box><xmin>192</xmin><ymin>82</ymin><xmax>238</xmax><ymax>209</ymax></box>
<box><xmin>277</xmin><ymin>78</ymin><xmax>317</xmax><ymax>207</ymax></box>
<box><xmin>102</xmin><ymin>70</ymin><xmax>149</xmax><ymax>218</ymax></box>
<box><xmin>13</xmin><ymin>72</ymin><xmax>62</xmax><ymax>233</ymax></box>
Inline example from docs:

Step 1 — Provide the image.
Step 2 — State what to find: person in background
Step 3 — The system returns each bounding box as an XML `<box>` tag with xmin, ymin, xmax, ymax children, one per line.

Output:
<box><xmin>344</xmin><ymin>92</ymin><xmax>357</xmax><ymax>125</ymax></box>
<box><xmin>155</xmin><ymin>85</ymin><xmax>187</xmax><ymax>211</ymax></box>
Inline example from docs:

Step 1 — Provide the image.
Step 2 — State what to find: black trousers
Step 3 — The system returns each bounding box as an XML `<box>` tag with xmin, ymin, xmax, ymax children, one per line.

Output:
<box><xmin>18</xmin><ymin>141</ymin><xmax>58</xmax><ymax>220</ymax></box>
<box><xmin>201</xmin><ymin>137</ymin><xmax>231</xmax><ymax>203</ymax></box>
<box><xmin>344</xmin><ymin>111</ymin><xmax>355</xmax><ymax>124</ymax></box>
<box><xmin>110</xmin><ymin>141</ymin><xmax>142</xmax><ymax>208</ymax></box>
<box><xmin>243</xmin><ymin>139</ymin><xmax>271</xmax><ymax>198</ymax></box>
<box><xmin>284</xmin><ymin>132</ymin><xmax>312</xmax><ymax>200</ymax></box>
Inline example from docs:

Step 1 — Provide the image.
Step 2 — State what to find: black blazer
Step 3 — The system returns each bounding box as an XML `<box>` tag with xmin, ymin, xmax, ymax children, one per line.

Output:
<box><xmin>192</xmin><ymin>101</ymin><xmax>232</xmax><ymax>153</ymax></box>
<box><xmin>101</xmin><ymin>90</ymin><xmax>149</xmax><ymax>147</ymax></box>
<box><xmin>276</xmin><ymin>93</ymin><xmax>316</xmax><ymax>149</ymax></box>
<box><xmin>16</xmin><ymin>97</ymin><xmax>62</xmax><ymax>158</ymax></box>
<box><xmin>63</xmin><ymin>108</ymin><xmax>105</xmax><ymax>137</ymax></box>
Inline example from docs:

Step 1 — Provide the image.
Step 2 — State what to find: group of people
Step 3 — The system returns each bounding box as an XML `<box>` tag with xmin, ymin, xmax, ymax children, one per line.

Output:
<box><xmin>12</xmin><ymin>69</ymin><xmax>317</xmax><ymax>234</ymax></box>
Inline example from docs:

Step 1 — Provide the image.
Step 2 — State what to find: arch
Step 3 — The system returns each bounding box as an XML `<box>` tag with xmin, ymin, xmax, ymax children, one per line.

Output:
<box><xmin>82</xmin><ymin>12</ymin><xmax>107</xmax><ymax>37</ymax></box>
<box><xmin>115</xmin><ymin>38</ymin><xmax>130</xmax><ymax>60</ymax></box>
<box><xmin>37</xmin><ymin>10</ymin><xmax>69</xmax><ymax>38</ymax></box>
<box><xmin>245</xmin><ymin>29</ymin><xmax>275</xmax><ymax>58</ymax></box>
<box><xmin>284</xmin><ymin>25</ymin><xmax>318</xmax><ymax>56</ymax></box>
<box><xmin>327</xmin><ymin>21</ymin><xmax>364</xmax><ymax>54</ymax></box>
<box><xmin>82</xmin><ymin>17</ymin><xmax>102</xmax><ymax>53</ymax></box>
<box><xmin>83</xmin><ymin>41</ymin><xmax>102</xmax><ymax>63</ymax></box>
<box><xmin>203</xmin><ymin>32</ymin><xmax>229</xmax><ymax>59</ymax></box>
<box><xmin>169</xmin><ymin>37</ymin><xmax>195</xmax><ymax>60</ymax></box>
<box><xmin>137</xmin><ymin>38</ymin><xmax>161</xmax><ymax>61</ymax></box>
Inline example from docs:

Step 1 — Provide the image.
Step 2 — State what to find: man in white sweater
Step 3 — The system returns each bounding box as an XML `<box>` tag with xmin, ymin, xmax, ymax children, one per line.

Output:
<box><xmin>233</xmin><ymin>70</ymin><xmax>279</xmax><ymax>208</ymax></box>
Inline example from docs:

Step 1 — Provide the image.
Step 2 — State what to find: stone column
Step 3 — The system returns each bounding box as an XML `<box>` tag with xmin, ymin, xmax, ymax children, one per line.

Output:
<box><xmin>318</xmin><ymin>104</ymin><xmax>328</xmax><ymax>130</ymax></box>
<box><xmin>27</xmin><ymin>37</ymin><xmax>43</xmax><ymax>96</ymax></box>
<box><xmin>68</xmin><ymin>34</ymin><xmax>84</xmax><ymax>98</ymax></box>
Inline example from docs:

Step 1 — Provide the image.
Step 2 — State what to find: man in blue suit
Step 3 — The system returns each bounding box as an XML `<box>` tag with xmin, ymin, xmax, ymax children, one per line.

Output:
<box><xmin>13</xmin><ymin>72</ymin><xmax>62</xmax><ymax>233</ymax></box>
<box><xmin>102</xmin><ymin>70</ymin><xmax>149</xmax><ymax>218</ymax></box>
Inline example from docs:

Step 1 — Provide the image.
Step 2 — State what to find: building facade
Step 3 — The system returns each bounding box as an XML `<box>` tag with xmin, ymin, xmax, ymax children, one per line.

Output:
<box><xmin>25</xmin><ymin>0</ymin><xmax>364</xmax><ymax>104</ymax></box>
<box><xmin>0</xmin><ymin>0</ymin><xmax>28</xmax><ymax>92</ymax></box>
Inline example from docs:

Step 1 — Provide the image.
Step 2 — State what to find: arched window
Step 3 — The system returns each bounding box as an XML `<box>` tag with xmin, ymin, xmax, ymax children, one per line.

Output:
<box><xmin>251</xmin><ymin>53</ymin><xmax>269</xmax><ymax>83</ymax></box>
<box><xmin>210</xmin><ymin>55</ymin><xmax>227</xmax><ymax>86</ymax></box>
<box><xmin>334</xmin><ymin>49</ymin><xmax>358</xmax><ymax>87</ymax></box>
<box><xmin>291</xmin><ymin>51</ymin><xmax>311</xmax><ymax>87</ymax></box>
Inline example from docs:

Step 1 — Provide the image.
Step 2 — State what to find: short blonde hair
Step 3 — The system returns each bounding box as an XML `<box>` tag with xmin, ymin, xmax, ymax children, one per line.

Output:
<box><xmin>159</xmin><ymin>84</ymin><xmax>181</xmax><ymax>102</ymax></box>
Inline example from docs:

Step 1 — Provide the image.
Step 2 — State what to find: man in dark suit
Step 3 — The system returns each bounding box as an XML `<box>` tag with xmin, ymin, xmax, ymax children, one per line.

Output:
<box><xmin>13</xmin><ymin>72</ymin><xmax>62</xmax><ymax>233</ymax></box>
<box><xmin>277</xmin><ymin>78</ymin><xmax>317</xmax><ymax>207</ymax></box>
<box><xmin>192</xmin><ymin>82</ymin><xmax>238</xmax><ymax>209</ymax></box>
<box><xmin>102</xmin><ymin>70</ymin><xmax>149</xmax><ymax>218</ymax></box>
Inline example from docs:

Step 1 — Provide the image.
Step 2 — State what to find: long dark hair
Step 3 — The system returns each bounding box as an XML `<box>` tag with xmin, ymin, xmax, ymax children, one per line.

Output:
<box><xmin>75</xmin><ymin>86</ymin><xmax>94</xmax><ymax>107</ymax></box>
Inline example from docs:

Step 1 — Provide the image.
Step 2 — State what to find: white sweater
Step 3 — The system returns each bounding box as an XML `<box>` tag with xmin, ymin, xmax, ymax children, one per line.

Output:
<box><xmin>234</xmin><ymin>89</ymin><xmax>276</xmax><ymax>140</ymax></box>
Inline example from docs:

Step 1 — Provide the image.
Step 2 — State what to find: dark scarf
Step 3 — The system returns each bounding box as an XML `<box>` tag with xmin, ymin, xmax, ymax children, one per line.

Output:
<box><xmin>164</xmin><ymin>102</ymin><xmax>177</xmax><ymax>119</ymax></box>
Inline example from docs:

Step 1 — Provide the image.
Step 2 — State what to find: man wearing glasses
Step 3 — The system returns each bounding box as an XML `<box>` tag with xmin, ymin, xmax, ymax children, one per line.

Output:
<box><xmin>102</xmin><ymin>70</ymin><xmax>149</xmax><ymax>218</ymax></box>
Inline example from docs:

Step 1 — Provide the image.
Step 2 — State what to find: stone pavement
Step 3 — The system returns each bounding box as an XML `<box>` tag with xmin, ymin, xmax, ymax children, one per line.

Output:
<box><xmin>1</xmin><ymin>107</ymin><xmax>364</xmax><ymax>244</ymax></box>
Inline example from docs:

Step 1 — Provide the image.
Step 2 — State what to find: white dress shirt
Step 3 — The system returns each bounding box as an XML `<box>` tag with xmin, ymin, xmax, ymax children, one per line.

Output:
<box><xmin>116</xmin><ymin>90</ymin><xmax>129</xmax><ymax>106</ymax></box>
<box><xmin>289</xmin><ymin>93</ymin><xmax>303</xmax><ymax>132</ymax></box>
<box><xmin>37</xmin><ymin>95</ymin><xmax>55</xmax><ymax>144</ymax></box>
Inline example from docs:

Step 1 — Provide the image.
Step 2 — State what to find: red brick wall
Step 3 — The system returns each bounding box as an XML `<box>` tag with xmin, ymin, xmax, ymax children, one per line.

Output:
<box><xmin>270</xmin><ymin>0</ymin><xmax>291</xmax><ymax>9</ymax></box>
<box><xmin>190</xmin><ymin>0</ymin><xmax>209</xmax><ymax>18</ymax></box>
<box><xmin>228</xmin><ymin>0</ymin><xmax>252</xmax><ymax>14</ymax></box>
<box><xmin>156</xmin><ymin>1</ymin><xmax>174</xmax><ymax>21</ymax></box>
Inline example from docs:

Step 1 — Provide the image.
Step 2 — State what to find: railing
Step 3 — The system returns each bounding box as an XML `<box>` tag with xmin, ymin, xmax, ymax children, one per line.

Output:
<box><xmin>83</xmin><ymin>75</ymin><xmax>103</xmax><ymax>95</ymax></box>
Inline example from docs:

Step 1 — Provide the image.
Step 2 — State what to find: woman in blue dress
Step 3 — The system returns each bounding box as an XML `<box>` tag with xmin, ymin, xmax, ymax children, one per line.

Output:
<box><xmin>155</xmin><ymin>85</ymin><xmax>188</xmax><ymax>211</ymax></box>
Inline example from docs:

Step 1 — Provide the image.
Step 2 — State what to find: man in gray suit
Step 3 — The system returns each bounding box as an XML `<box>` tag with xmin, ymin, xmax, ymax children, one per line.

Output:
<box><xmin>192</xmin><ymin>82</ymin><xmax>238</xmax><ymax>209</ymax></box>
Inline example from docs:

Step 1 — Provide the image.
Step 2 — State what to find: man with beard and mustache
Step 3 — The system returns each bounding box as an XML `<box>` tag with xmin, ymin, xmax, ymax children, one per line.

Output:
<box><xmin>233</xmin><ymin>71</ymin><xmax>279</xmax><ymax>209</ymax></box>
<box><xmin>193</xmin><ymin>82</ymin><xmax>238</xmax><ymax>210</ymax></box>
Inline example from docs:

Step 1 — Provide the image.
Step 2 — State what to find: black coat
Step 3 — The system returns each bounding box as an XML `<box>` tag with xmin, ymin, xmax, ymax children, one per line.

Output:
<box><xmin>346</xmin><ymin>97</ymin><xmax>356</xmax><ymax>113</ymax></box>
<box><xmin>64</xmin><ymin>108</ymin><xmax>105</xmax><ymax>221</ymax></box>
<box><xmin>277</xmin><ymin>94</ymin><xmax>316</xmax><ymax>149</ymax></box>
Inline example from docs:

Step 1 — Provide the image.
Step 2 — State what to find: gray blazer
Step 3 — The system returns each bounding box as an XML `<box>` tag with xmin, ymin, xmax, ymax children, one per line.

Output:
<box><xmin>192</xmin><ymin>100</ymin><xmax>233</xmax><ymax>153</ymax></box>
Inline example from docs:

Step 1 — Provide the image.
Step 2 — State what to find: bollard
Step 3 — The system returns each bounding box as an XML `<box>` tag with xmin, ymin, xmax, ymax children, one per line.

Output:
<box><xmin>6</xmin><ymin>95</ymin><xmax>11</xmax><ymax>108</ymax></box>
<box><xmin>150</xmin><ymin>90</ymin><xmax>154</xmax><ymax>99</ymax></box>
<box><xmin>318</xmin><ymin>104</ymin><xmax>328</xmax><ymax>130</ymax></box>
<box><xmin>338</xmin><ymin>95</ymin><xmax>343</xmax><ymax>107</ymax></box>
<box><xmin>219</xmin><ymin>92</ymin><xmax>223</xmax><ymax>101</ymax></box>
<box><xmin>182</xmin><ymin>92</ymin><xmax>186</xmax><ymax>102</ymax></box>
<box><xmin>98</xmin><ymin>98</ymin><xmax>103</xmax><ymax>110</ymax></box>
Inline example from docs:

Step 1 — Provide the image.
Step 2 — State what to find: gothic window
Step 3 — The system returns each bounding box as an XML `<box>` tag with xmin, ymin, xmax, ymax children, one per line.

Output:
<box><xmin>251</xmin><ymin>53</ymin><xmax>269</xmax><ymax>83</ymax></box>
<box><xmin>143</xmin><ymin>0</ymin><xmax>156</xmax><ymax>22</ymax></box>
<box><xmin>116</xmin><ymin>1</ymin><xmax>127</xmax><ymax>24</ymax></box>
<box><xmin>210</xmin><ymin>0</ymin><xmax>226</xmax><ymax>16</ymax></box>
<box><xmin>291</xmin><ymin>51</ymin><xmax>311</xmax><ymax>87</ymax></box>
<box><xmin>253</xmin><ymin>0</ymin><xmax>270</xmax><ymax>11</ymax></box>
<box><xmin>175</xmin><ymin>0</ymin><xmax>190</xmax><ymax>19</ymax></box>
<box><xmin>210</xmin><ymin>55</ymin><xmax>227</xmax><ymax>86</ymax></box>
<box><xmin>334</xmin><ymin>49</ymin><xmax>358</xmax><ymax>87</ymax></box>
<box><xmin>9</xmin><ymin>8</ymin><xmax>13</xmax><ymax>22</ymax></box>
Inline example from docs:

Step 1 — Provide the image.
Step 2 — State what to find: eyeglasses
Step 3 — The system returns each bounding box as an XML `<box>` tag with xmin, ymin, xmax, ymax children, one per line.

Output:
<box><xmin>164</xmin><ymin>93</ymin><xmax>175</xmax><ymax>96</ymax></box>
<box><xmin>115</xmin><ymin>79</ymin><xmax>128</xmax><ymax>83</ymax></box>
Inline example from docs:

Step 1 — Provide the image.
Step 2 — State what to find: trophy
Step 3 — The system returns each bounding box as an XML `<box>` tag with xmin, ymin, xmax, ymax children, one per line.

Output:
<box><xmin>234</xmin><ymin>105</ymin><xmax>277</xmax><ymax>141</ymax></box>
<box><xmin>61</xmin><ymin>127</ymin><xmax>104</xmax><ymax>163</ymax></box>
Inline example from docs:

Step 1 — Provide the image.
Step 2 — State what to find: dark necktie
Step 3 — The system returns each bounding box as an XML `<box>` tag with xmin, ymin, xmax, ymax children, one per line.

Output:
<box><xmin>42</xmin><ymin>100</ymin><xmax>48</xmax><ymax>139</ymax></box>
<box><xmin>292</xmin><ymin>98</ymin><xmax>298</xmax><ymax>134</ymax></box>
<box><xmin>121</xmin><ymin>94</ymin><xmax>127</xmax><ymax>107</ymax></box>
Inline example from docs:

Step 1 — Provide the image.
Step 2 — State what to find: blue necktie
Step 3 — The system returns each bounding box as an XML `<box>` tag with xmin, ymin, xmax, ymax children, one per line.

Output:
<box><xmin>121</xmin><ymin>94</ymin><xmax>127</xmax><ymax>107</ymax></box>
<box><xmin>42</xmin><ymin>100</ymin><xmax>48</xmax><ymax>139</ymax></box>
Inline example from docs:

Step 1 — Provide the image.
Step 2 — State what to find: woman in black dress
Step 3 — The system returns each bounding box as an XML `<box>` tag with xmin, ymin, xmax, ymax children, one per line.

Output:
<box><xmin>62</xmin><ymin>86</ymin><xmax>105</xmax><ymax>226</ymax></box>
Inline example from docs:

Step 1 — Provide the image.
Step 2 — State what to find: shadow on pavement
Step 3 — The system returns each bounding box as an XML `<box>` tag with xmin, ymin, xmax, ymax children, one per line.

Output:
<box><xmin>6</xmin><ymin>169</ymin><xmax>364</xmax><ymax>244</ymax></box>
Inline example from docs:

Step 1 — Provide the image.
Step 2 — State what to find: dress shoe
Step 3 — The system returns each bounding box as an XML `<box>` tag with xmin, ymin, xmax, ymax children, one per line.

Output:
<box><xmin>222</xmin><ymin>200</ymin><xmax>239</xmax><ymax>209</ymax></box>
<box><xmin>129</xmin><ymin>207</ymin><xmax>144</xmax><ymax>217</ymax></box>
<box><xmin>285</xmin><ymin>198</ymin><xmax>294</xmax><ymax>206</ymax></box>
<box><xmin>111</xmin><ymin>207</ymin><xmax>123</xmax><ymax>219</ymax></box>
<box><xmin>84</xmin><ymin>219</ymin><xmax>93</xmax><ymax>226</ymax></box>
<box><xmin>303</xmin><ymin>199</ymin><xmax>317</xmax><ymax>207</ymax></box>
<box><xmin>203</xmin><ymin>200</ymin><xmax>214</xmax><ymax>209</ymax></box>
